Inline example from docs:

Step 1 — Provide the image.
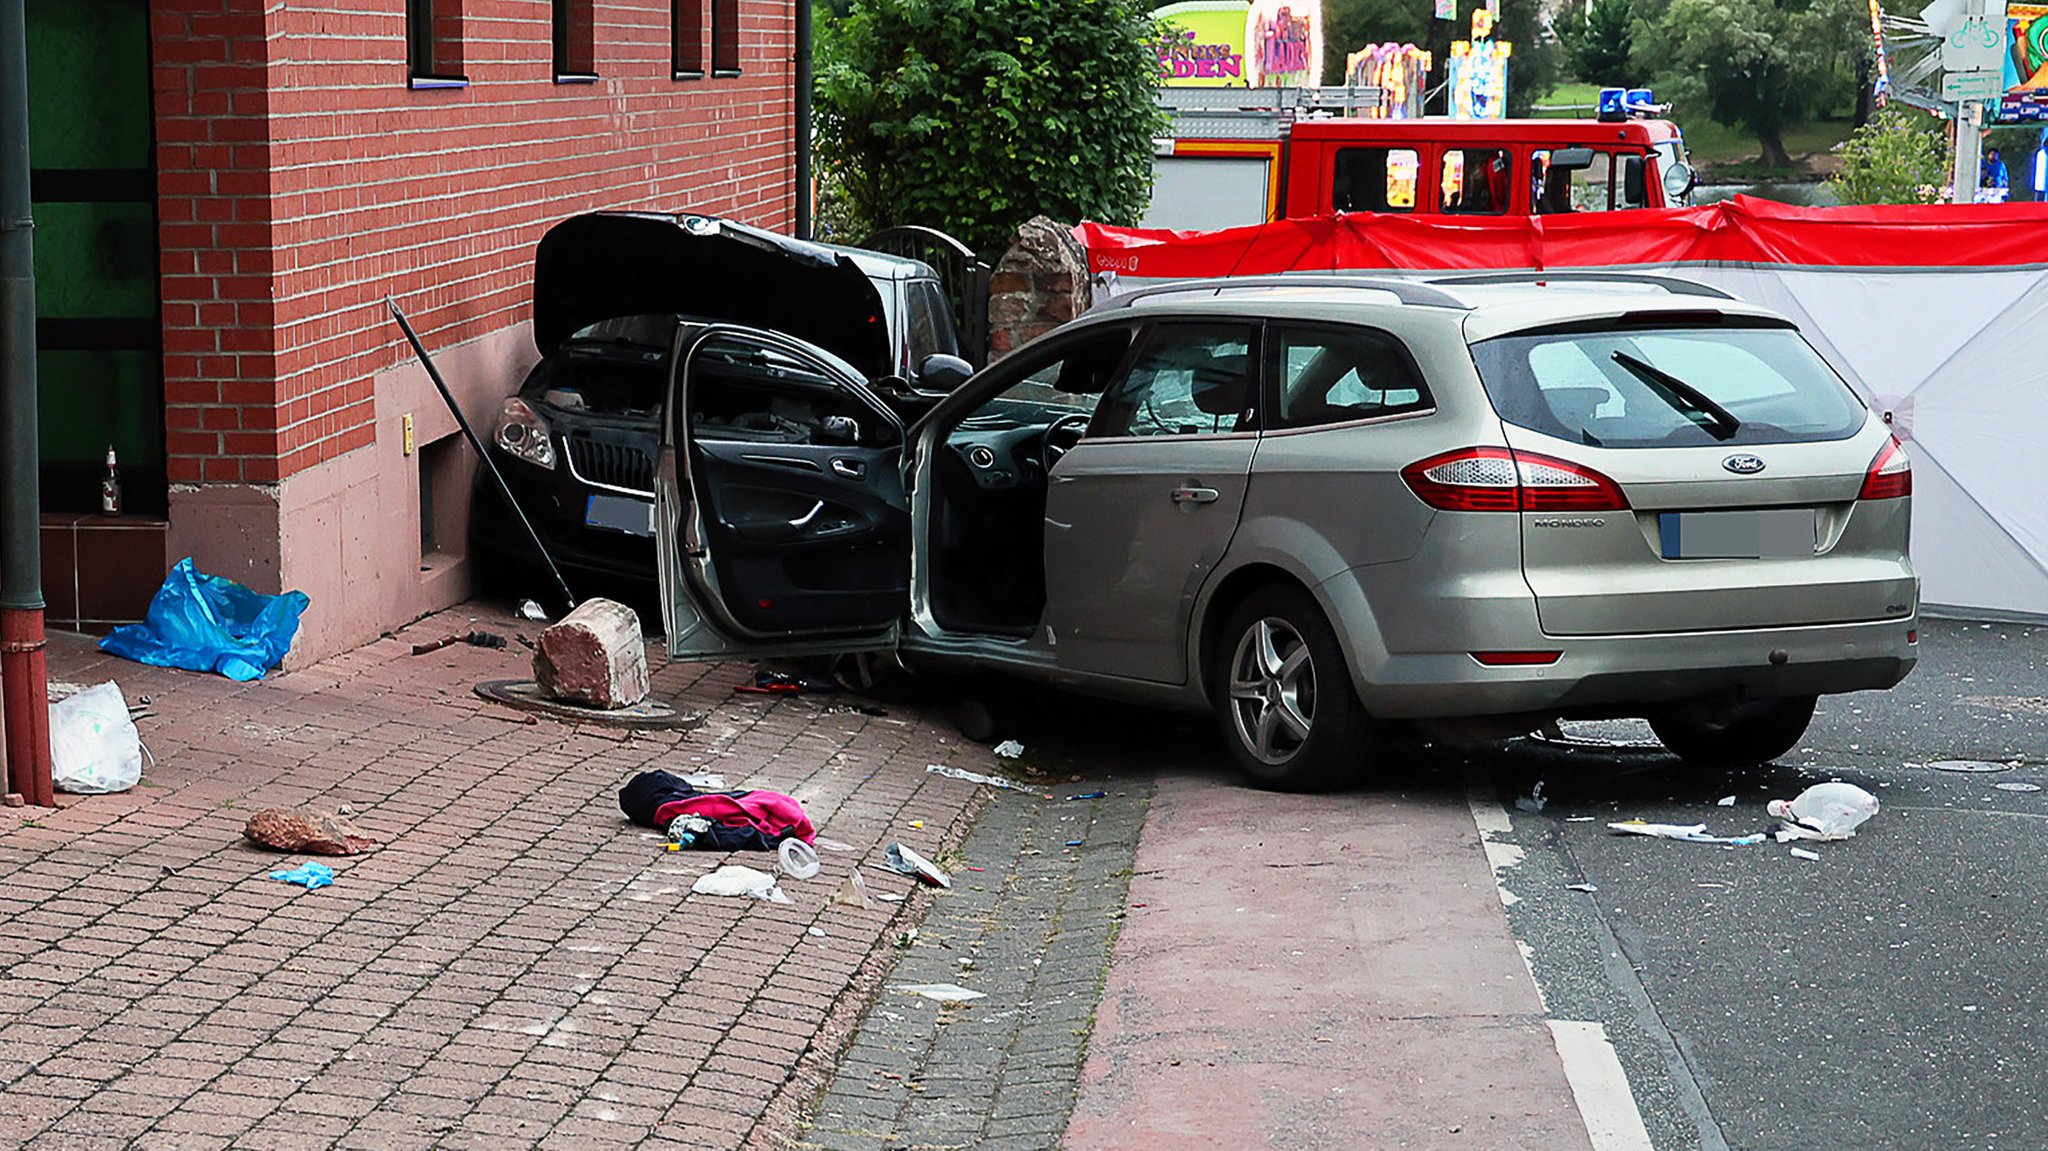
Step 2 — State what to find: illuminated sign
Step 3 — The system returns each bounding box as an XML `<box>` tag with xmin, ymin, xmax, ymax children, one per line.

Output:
<box><xmin>1153</xmin><ymin>1</ymin><xmax>1250</xmax><ymax>88</ymax></box>
<box><xmin>1347</xmin><ymin>43</ymin><xmax>1432</xmax><ymax>118</ymax></box>
<box><xmin>2001</xmin><ymin>2</ymin><xmax>2048</xmax><ymax>121</ymax></box>
<box><xmin>1245</xmin><ymin>0</ymin><xmax>1323</xmax><ymax>87</ymax></box>
<box><xmin>1448</xmin><ymin>7</ymin><xmax>1511</xmax><ymax>119</ymax></box>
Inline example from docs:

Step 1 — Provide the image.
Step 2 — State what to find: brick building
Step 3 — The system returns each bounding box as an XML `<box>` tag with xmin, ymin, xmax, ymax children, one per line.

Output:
<box><xmin>23</xmin><ymin>0</ymin><xmax>800</xmax><ymax>661</ymax></box>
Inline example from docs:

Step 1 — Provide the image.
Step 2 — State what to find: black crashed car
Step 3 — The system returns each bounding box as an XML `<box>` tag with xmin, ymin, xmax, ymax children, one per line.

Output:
<box><xmin>468</xmin><ymin>211</ymin><xmax>971</xmax><ymax>598</ymax></box>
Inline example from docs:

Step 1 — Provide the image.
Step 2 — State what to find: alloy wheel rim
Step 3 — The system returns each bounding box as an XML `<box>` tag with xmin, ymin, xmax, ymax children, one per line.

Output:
<box><xmin>1227</xmin><ymin>617</ymin><xmax>1316</xmax><ymax>765</ymax></box>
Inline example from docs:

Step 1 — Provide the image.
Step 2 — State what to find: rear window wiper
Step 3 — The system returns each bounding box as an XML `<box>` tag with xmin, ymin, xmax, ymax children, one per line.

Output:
<box><xmin>1609</xmin><ymin>351</ymin><xmax>1741</xmax><ymax>441</ymax></box>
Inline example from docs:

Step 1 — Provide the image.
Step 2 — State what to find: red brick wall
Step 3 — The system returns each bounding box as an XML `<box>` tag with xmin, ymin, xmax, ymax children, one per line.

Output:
<box><xmin>153</xmin><ymin>0</ymin><xmax>797</xmax><ymax>485</ymax></box>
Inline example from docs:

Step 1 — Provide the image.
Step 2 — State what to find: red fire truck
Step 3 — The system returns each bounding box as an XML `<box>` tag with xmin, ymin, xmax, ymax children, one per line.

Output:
<box><xmin>1142</xmin><ymin>87</ymin><xmax>1698</xmax><ymax>231</ymax></box>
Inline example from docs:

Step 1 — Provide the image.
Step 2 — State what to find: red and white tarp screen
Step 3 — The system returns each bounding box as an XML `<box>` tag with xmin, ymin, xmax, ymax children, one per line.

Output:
<box><xmin>1078</xmin><ymin>197</ymin><xmax>2048</xmax><ymax>620</ymax></box>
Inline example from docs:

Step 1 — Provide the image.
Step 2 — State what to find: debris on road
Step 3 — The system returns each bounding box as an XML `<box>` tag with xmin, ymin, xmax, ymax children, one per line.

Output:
<box><xmin>1566</xmin><ymin>883</ymin><xmax>1599</xmax><ymax>892</ymax></box>
<box><xmin>926</xmin><ymin>764</ymin><xmax>1035</xmax><ymax>793</ymax></box>
<box><xmin>100</xmin><ymin>557</ymin><xmax>309</xmax><ymax>682</ymax></box>
<box><xmin>886</xmin><ymin>843</ymin><xmax>951</xmax><ymax>888</ymax></box>
<box><xmin>778</xmin><ymin>838</ymin><xmax>822</xmax><ymax>880</ymax></box>
<box><xmin>892</xmin><ymin>983</ymin><xmax>986</xmax><ymax>1003</ymax></box>
<box><xmin>619</xmin><ymin>770</ymin><xmax>818</xmax><ymax>851</ymax></box>
<box><xmin>1067</xmin><ymin>790</ymin><xmax>1108</xmax><ymax>801</ymax></box>
<box><xmin>1514</xmin><ymin>781</ymin><xmax>1547</xmax><ymax>813</ymax></box>
<box><xmin>49</xmin><ymin>682</ymin><xmax>144</xmax><ymax>795</ymax></box>
<box><xmin>1995</xmin><ymin>782</ymin><xmax>2042</xmax><ymax>793</ymax></box>
<box><xmin>691</xmin><ymin>865</ymin><xmax>792</xmax><ymax>903</ymax></box>
<box><xmin>267</xmin><ymin>861</ymin><xmax>335</xmax><ymax>890</ymax></box>
<box><xmin>1768</xmin><ymin>781</ymin><xmax>1879</xmax><ymax>841</ymax></box>
<box><xmin>517</xmin><ymin>599</ymin><xmax>548</xmax><ymax>621</ymax></box>
<box><xmin>1928</xmin><ymin>759</ymin><xmax>2010</xmax><ymax>773</ymax></box>
<box><xmin>1717</xmin><ymin>795</ymin><xmax>1738</xmax><ymax>806</ymax></box>
<box><xmin>993</xmin><ymin>740</ymin><xmax>1025</xmax><ymax>759</ymax></box>
<box><xmin>1607</xmin><ymin>821</ymin><xmax>1765</xmax><ymax>845</ymax></box>
<box><xmin>1788</xmin><ymin>847</ymin><xmax>1822</xmax><ymax>861</ymax></box>
<box><xmin>736</xmin><ymin>668</ymin><xmax>840</xmax><ymax>696</ymax></box>
<box><xmin>409</xmin><ymin>630</ymin><xmax>507</xmax><ymax>655</ymax></box>
<box><xmin>832</xmin><ymin>871</ymin><xmax>876</xmax><ymax>910</ymax></box>
<box><xmin>534</xmin><ymin>598</ymin><xmax>649</xmax><ymax>709</ymax></box>
<box><xmin>245</xmin><ymin>807</ymin><xmax>378</xmax><ymax>855</ymax></box>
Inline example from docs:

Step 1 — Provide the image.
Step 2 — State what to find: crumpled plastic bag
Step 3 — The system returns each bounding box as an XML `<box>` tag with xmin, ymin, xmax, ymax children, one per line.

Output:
<box><xmin>268</xmin><ymin>861</ymin><xmax>335</xmax><ymax>890</ymax></box>
<box><xmin>100</xmin><ymin>557</ymin><xmax>310</xmax><ymax>681</ymax></box>
<box><xmin>691</xmin><ymin>864</ymin><xmax>792</xmax><ymax>903</ymax></box>
<box><xmin>50</xmin><ymin>682</ymin><xmax>144</xmax><ymax>795</ymax></box>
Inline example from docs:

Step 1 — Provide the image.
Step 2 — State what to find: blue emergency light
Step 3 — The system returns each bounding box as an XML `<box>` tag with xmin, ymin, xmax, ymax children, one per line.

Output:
<box><xmin>1597</xmin><ymin>88</ymin><xmax>1627</xmax><ymax>121</ymax></box>
<box><xmin>1598</xmin><ymin>86</ymin><xmax>1670</xmax><ymax>122</ymax></box>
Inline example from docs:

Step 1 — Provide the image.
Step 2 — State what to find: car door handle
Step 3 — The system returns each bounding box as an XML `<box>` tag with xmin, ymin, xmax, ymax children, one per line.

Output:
<box><xmin>831</xmin><ymin>458</ymin><xmax>867</xmax><ymax>480</ymax></box>
<box><xmin>1171</xmin><ymin>486</ymin><xmax>1221</xmax><ymax>505</ymax></box>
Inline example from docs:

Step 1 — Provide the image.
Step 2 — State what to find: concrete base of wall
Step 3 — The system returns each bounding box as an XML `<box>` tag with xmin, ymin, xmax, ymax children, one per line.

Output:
<box><xmin>168</xmin><ymin>323</ymin><xmax>541</xmax><ymax>668</ymax></box>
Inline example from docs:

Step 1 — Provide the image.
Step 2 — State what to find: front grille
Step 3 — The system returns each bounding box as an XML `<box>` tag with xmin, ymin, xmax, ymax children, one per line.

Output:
<box><xmin>564</xmin><ymin>435</ymin><xmax>656</xmax><ymax>494</ymax></box>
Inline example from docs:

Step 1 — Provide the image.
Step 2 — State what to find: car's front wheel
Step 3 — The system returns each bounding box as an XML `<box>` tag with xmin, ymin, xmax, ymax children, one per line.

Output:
<box><xmin>1212</xmin><ymin>585</ymin><xmax>1375</xmax><ymax>792</ymax></box>
<box><xmin>1649</xmin><ymin>695</ymin><xmax>1817</xmax><ymax>767</ymax></box>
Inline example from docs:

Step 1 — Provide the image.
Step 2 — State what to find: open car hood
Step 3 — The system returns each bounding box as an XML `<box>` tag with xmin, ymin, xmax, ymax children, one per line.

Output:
<box><xmin>532</xmin><ymin>212</ymin><xmax>892</xmax><ymax>379</ymax></box>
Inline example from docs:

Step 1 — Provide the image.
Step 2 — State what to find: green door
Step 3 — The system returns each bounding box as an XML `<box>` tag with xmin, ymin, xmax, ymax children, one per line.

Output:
<box><xmin>25</xmin><ymin>0</ymin><xmax>162</xmax><ymax>515</ymax></box>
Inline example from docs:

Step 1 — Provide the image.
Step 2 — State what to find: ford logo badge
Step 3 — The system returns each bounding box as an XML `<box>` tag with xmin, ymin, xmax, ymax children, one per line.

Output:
<box><xmin>1723</xmin><ymin>454</ymin><xmax>1766</xmax><ymax>475</ymax></box>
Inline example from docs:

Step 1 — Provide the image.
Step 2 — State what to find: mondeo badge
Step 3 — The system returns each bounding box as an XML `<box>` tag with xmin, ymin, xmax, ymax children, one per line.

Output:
<box><xmin>1723</xmin><ymin>454</ymin><xmax>1766</xmax><ymax>475</ymax></box>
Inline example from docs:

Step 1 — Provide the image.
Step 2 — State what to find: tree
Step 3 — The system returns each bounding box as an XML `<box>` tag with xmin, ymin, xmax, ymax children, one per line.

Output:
<box><xmin>1560</xmin><ymin>0</ymin><xmax>1635</xmax><ymax>86</ymax></box>
<box><xmin>1825</xmin><ymin>105</ymin><xmax>1948</xmax><ymax>204</ymax></box>
<box><xmin>814</xmin><ymin>0</ymin><xmax>1165</xmax><ymax>257</ymax></box>
<box><xmin>1639</xmin><ymin>0</ymin><xmax>1865</xmax><ymax>167</ymax></box>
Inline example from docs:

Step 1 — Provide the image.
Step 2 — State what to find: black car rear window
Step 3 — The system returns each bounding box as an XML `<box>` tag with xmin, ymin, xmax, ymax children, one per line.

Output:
<box><xmin>1469</xmin><ymin>321</ymin><xmax>1866</xmax><ymax>448</ymax></box>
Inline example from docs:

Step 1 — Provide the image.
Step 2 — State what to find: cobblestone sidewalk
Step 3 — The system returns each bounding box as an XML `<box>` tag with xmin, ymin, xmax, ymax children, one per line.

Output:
<box><xmin>796</xmin><ymin>766</ymin><xmax>1152</xmax><ymax>1151</ymax></box>
<box><xmin>0</xmin><ymin>603</ymin><xmax>1002</xmax><ymax>1151</ymax></box>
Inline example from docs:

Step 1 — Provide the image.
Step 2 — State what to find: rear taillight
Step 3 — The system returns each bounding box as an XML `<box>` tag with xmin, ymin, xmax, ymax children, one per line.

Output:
<box><xmin>1859</xmin><ymin>437</ymin><xmax>1911</xmax><ymax>501</ymax></box>
<box><xmin>1402</xmin><ymin>447</ymin><xmax>1628</xmax><ymax>512</ymax></box>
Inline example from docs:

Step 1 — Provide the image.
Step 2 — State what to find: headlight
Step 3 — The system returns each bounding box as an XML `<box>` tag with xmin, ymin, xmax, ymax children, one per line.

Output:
<box><xmin>494</xmin><ymin>398</ymin><xmax>555</xmax><ymax>470</ymax></box>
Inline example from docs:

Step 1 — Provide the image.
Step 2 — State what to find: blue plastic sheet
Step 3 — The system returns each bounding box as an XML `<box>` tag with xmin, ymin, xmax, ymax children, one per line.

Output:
<box><xmin>100</xmin><ymin>557</ymin><xmax>310</xmax><ymax>682</ymax></box>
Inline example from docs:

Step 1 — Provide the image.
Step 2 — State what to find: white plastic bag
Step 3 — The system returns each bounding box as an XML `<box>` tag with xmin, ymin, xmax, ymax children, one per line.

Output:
<box><xmin>50</xmin><ymin>681</ymin><xmax>143</xmax><ymax>794</ymax></box>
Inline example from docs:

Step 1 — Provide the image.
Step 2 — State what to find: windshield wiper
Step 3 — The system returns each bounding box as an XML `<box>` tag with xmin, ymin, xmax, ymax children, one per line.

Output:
<box><xmin>1609</xmin><ymin>351</ymin><xmax>1740</xmax><ymax>441</ymax></box>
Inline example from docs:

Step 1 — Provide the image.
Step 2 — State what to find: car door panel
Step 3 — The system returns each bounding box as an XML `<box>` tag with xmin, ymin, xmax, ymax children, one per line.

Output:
<box><xmin>1039</xmin><ymin>320</ymin><xmax>1262</xmax><ymax>685</ymax></box>
<box><xmin>656</xmin><ymin>324</ymin><xmax>905</xmax><ymax>659</ymax></box>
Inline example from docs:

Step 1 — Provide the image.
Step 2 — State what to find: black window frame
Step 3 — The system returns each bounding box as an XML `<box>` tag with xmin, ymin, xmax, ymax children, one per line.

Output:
<box><xmin>710</xmin><ymin>0</ymin><xmax>741</xmax><ymax>76</ymax></box>
<box><xmin>1331</xmin><ymin>146</ymin><xmax>1419</xmax><ymax>214</ymax></box>
<box><xmin>673</xmin><ymin>0</ymin><xmax>706</xmax><ymax>79</ymax></box>
<box><xmin>406</xmin><ymin>0</ymin><xmax>468</xmax><ymax>89</ymax></box>
<box><xmin>553</xmin><ymin>0</ymin><xmax>597</xmax><ymax>82</ymax></box>
<box><xmin>1262</xmin><ymin>321</ymin><xmax>1434</xmax><ymax>431</ymax></box>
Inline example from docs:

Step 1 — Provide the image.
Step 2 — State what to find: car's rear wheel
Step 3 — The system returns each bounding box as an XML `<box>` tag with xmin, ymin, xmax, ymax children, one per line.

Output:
<box><xmin>1649</xmin><ymin>695</ymin><xmax>1817</xmax><ymax>767</ymax></box>
<box><xmin>1212</xmin><ymin>585</ymin><xmax>1374</xmax><ymax>792</ymax></box>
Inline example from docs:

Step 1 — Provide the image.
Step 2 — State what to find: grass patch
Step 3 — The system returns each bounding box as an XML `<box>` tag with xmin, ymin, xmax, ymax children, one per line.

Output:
<box><xmin>1533</xmin><ymin>82</ymin><xmax>1602</xmax><ymax>119</ymax></box>
<box><xmin>1679</xmin><ymin>117</ymin><xmax>1857</xmax><ymax>180</ymax></box>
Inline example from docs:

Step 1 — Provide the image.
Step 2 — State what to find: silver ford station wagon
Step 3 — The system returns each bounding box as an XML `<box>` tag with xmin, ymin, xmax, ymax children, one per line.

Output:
<box><xmin>647</xmin><ymin>274</ymin><xmax>1918</xmax><ymax>790</ymax></box>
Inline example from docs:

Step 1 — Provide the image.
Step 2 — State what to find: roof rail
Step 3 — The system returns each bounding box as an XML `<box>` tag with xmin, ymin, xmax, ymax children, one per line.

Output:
<box><xmin>1096</xmin><ymin>274</ymin><xmax>1471</xmax><ymax>311</ymax></box>
<box><xmin>1426</xmin><ymin>271</ymin><xmax>1736</xmax><ymax>300</ymax></box>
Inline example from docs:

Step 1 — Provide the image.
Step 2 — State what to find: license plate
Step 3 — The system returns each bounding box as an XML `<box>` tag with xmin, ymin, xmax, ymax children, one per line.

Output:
<box><xmin>1659</xmin><ymin>509</ymin><xmax>1815</xmax><ymax>559</ymax></box>
<box><xmin>585</xmin><ymin>494</ymin><xmax>654</xmax><ymax>537</ymax></box>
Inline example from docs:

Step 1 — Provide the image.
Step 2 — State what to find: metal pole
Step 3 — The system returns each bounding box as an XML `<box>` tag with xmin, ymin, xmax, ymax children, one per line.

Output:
<box><xmin>0</xmin><ymin>0</ymin><xmax>53</xmax><ymax>807</ymax></box>
<box><xmin>794</xmin><ymin>0</ymin><xmax>814</xmax><ymax>240</ymax></box>
<box><xmin>386</xmin><ymin>300</ymin><xmax>577</xmax><ymax>615</ymax></box>
<box><xmin>1953</xmin><ymin>101</ymin><xmax>1983</xmax><ymax>204</ymax></box>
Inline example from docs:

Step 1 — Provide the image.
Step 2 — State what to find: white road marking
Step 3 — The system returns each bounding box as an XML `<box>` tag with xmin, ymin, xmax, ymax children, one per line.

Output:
<box><xmin>1548</xmin><ymin>1020</ymin><xmax>1656</xmax><ymax>1151</ymax></box>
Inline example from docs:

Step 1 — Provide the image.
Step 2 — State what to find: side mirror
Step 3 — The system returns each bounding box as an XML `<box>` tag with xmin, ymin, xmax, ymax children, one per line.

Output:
<box><xmin>1549</xmin><ymin>147</ymin><xmax>1596</xmax><ymax>171</ymax></box>
<box><xmin>1662</xmin><ymin>160</ymin><xmax>1697</xmax><ymax>205</ymax></box>
<box><xmin>917</xmin><ymin>353</ymin><xmax>975</xmax><ymax>392</ymax></box>
<box><xmin>1623</xmin><ymin>156</ymin><xmax>1647</xmax><ymax>206</ymax></box>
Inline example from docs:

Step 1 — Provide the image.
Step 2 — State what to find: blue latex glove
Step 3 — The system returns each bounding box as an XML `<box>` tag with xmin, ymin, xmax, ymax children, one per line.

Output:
<box><xmin>268</xmin><ymin>861</ymin><xmax>335</xmax><ymax>890</ymax></box>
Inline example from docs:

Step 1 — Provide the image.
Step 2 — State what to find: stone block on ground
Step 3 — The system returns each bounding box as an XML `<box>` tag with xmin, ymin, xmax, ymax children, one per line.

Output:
<box><xmin>534</xmin><ymin>597</ymin><xmax>649</xmax><ymax>709</ymax></box>
<box><xmin>244</xmin><ymin>807</ymin><xmax>377</xmax><ymax>855</ymax></box>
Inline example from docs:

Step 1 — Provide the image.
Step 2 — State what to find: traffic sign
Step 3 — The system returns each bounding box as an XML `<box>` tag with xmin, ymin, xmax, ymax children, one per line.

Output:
<box><xmin>1942</xmin><ymin>13</ymin><xmax>2006</xmax><ymax>73</ymax></box>
<box><xmin>1942</xmin><ymin>70</ymin><xmax>2004</xmax><ymax>101</ymax></box>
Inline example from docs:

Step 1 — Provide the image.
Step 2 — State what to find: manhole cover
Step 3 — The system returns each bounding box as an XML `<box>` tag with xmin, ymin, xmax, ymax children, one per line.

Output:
<box><xmin>475</xmin><ymin>679</ymin><xmax>705</xmax><ymax>730</ymax></box>
<box><xmin>1928</xmin><ymin>759</ymin><xmax>2012</xmax><ymax>774</ymax></box>
<box><xmin>1995</xmin><ymin>781</ymin><xmax>2042</xmax><ymax>792</ymax></box>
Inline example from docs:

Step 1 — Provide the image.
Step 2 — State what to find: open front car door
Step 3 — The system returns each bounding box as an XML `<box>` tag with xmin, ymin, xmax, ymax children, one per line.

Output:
<box><xmin>655</xmin><ymin>324</ymin><xmax>909</xmax><ymax>660</ymax></box>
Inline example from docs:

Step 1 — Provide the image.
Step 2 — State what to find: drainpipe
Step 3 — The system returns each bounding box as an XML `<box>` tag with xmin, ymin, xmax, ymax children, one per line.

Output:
<box><xmin>0</xmin><ymin>0</ymin><xmax>54</xmax><ymax>806</ymax></box>
<box><xmin>794</xmin><ymin>0</ymin><xmax>813</xmax><ymax>240</ymax></box>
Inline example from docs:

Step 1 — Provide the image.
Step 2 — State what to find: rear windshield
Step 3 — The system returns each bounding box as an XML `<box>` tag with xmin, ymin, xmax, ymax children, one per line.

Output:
<box><xmin>1469</xmin><ymin>322</ymin><xmax>1866</xmax><ymax>448</ymax></box>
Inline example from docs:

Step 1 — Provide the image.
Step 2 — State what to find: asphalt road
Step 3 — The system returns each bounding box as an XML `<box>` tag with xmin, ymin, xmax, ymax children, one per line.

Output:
<box><xmin>1468</xmin><ymin>617</ymin><xmax>2048</xmax><ymax>1151</ymax></box>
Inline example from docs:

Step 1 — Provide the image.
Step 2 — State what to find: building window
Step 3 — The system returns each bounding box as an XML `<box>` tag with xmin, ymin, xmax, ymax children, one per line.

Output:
<box><xmin>711</xmin><ymin>0</ymin><xmax>740</xmax><ymax>75</ymax></box>
<box><xmin>408</xmin><ymin>0</ymin><xmax>466</xmax><ymax>87</ymax></box>
<box><xmin>674</xmin><ymin>0</ymin><xmax>705</xmax><ymax>78</ymax></box>
<box><xmin>554</xmin><ymin>0</ymin><xmax>596</xmax><ymax>81</ymax></box>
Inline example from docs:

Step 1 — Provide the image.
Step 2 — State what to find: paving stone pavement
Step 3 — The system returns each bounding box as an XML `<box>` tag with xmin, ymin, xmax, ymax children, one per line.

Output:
<box><xmin>794</xmin><ymin>748</ymin><xmax>1155</xmax><ymax>1151</ymax></box>
<box><xmin>0</xmin><ymin>602</ymin><xmax>1009</xmax><ymax>1151</ymax></box>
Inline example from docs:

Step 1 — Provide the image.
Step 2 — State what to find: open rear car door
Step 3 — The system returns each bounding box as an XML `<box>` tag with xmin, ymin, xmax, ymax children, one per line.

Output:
<box><xmin>656</xmin><ymin>324</ymin><xmax>909</xmax><ymax>660</ymax></box>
